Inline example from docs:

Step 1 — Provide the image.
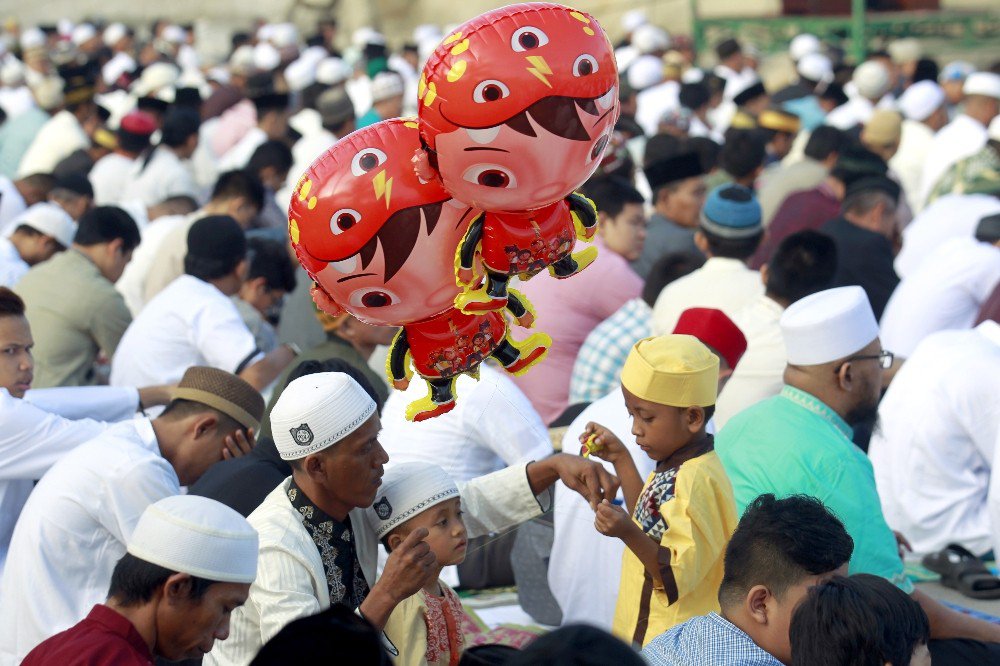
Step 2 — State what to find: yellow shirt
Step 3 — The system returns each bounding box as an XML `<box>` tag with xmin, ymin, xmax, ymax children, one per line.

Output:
<box><xmin>612</xmin><ymin>448</ymin><xmax>738</xmax><ymax>647</ymax></box>
<box><xmin>383</xmin><ymin>580</ymin><xmax>465</xmax><ymax>666</ymax></box>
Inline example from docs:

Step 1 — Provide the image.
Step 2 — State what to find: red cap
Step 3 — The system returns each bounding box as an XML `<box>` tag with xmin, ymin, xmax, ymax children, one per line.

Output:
<box><xmin>672</xmin><ymin>308</ymin><xmax>747</xmax><ymax>369</ymax></box>
<box><xmin>119</xmin><ymin>110</ymin><xmax>158</xmax><ymax>135</ymax></box>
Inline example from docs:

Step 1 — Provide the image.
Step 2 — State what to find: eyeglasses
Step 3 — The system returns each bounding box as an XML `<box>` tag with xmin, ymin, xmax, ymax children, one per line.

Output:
<box><xmin>837</xmin><ymin>350</ymin><xmax>894</xmax><ymax>371</ymax></box>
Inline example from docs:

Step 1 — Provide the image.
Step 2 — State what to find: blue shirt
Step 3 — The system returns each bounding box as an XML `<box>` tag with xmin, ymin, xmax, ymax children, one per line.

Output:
<box><xmin>568</xmin><ymin>298</ymin><xmax>651</xmax><ymax>405</ymax></box>
<box><xmin>642</xmin><ymin>612</ymin><xmax>782</xmax><ymax>666</ymax></box>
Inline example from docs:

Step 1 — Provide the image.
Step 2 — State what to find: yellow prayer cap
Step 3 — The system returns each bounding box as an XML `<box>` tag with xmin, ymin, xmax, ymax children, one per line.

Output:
<box><xmin>758</xmin><ymin>109</ymin><xmax>801</xmax><ymax>134</ymax></box>
<box><xmin>621</xmin><ymin>335</ymin><xmax>720</xmax><ymax>407</ymax></box>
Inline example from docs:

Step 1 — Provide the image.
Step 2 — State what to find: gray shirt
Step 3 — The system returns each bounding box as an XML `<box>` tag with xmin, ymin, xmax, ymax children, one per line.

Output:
<box><xmin>631</xmin><ymin>212</ymin><xmax>700</xmax><ymax>279</ymax></box>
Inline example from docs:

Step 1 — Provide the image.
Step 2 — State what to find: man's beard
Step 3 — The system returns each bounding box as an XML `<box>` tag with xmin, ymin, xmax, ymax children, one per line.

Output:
<box><xmin>844</xmin><ymin>387</ymin><xmax>881</xmax><ymax>428</ymax></box>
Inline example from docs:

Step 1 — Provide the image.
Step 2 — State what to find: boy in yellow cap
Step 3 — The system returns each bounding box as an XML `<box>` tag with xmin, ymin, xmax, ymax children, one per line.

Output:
<box><xmin>582</xmin><ymin>334</ymin><xmax>738</xmax><ymax>647</ymax></box>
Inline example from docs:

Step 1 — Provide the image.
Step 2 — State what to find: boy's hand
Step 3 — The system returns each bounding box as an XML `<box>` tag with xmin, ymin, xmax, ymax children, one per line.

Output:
<box><xmin>580</xmin><ymin>422</ymin><xmax>626</xmax><ymax>463</ymax></box>
<box><xmin>594</xmin><ymin>499</ymin><xmax>633</xmax><ymax>539</ymax></box>
<box><xmin>377</xmin><ymin>527</ymin><xmax>438</xmax><ymax>603</ymax></box>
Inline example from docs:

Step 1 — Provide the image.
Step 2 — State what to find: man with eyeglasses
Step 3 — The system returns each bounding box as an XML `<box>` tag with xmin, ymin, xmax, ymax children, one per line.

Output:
<box><xmin>715</xmin><ymin>286</ymin><xmax>1000</xmax><ymax>664</ymax></box>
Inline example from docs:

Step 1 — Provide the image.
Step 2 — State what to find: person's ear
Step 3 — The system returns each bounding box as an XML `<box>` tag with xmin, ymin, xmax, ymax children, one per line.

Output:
<box><xmin>759</xmin><ymin>263</ymin><xmax>769</xmax><ymax>288</ymax></box>
<box><xmin>193</xmin><ymin>412</ymin><xmax>220</xmax><ymax>439</ymax></box>
<box><xmin>245</xmin><ymin>275</ymin><xmax>267</xmax><ymax>296</ymax></box>
<box><xmin>234</xmin><ymin>258</ymin><xmax>250</xmax><ymax>281</ymax></box>
<box><xmin>387</xmin><ymin>532</ymin><xmax>404</xmax><ymax>551</ymax></box>
<box><xmin>837</xmin><ymin>361</ymin><xmax>853</xmax><ymax>391</ymax></box>
<box><xmin>694</xmin><ymin>230</ymin><xmax>709</xmax><ymax>254</ymax></box>
<box><xmin>686</xmin><ymin>406</ymin><xmax>705</xmax><ymax>432</ymax></box>
<box><xmin>163</xmin><ymin>573</ymin><xmax>194</xmax><ymax>605</ymax></box>
<box><xmin>304</xmin><ymin>453</ymin><xmax>326</xmax><ymax>482</ymax></box>
<box><xmin>108</xmin><ymin>237</ymin><xmax>124</xmax><ymax>258</ymax></box>
<box><xmin>745</xmin><ymin>585</ymin><xmax>771</xmax><ymax>624</ymax></box>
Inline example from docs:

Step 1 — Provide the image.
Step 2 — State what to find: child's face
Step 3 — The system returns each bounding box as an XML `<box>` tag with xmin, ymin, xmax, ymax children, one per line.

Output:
<box><xmin>395</xmin><ymin>497</ymin><xmax>468</xmax><ymax>567</ymax></box>
<box><xmin>622</xmin><ymin>386</ymin><xmax>704</xmax><ymax>462</ymax></box>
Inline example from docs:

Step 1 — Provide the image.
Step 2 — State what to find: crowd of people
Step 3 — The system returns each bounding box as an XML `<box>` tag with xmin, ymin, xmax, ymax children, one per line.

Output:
<box><xmin>0</xmin><ymin>6</ymin><xmax>998</xmax><ymax>666</ymax></box>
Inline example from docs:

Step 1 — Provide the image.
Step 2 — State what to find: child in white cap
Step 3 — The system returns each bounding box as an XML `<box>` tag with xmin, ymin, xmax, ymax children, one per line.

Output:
<box><xmin>366</xmin><ymin>462</ymin><xmax>468</xmax><ymax>666</ymax></box>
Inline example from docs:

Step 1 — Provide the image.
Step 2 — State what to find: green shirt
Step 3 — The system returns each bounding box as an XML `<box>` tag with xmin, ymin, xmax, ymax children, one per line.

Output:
<box><xmin>715</xmin><ymin>385</ymin><xmax>912</xmax><ymax>593</ymax></box>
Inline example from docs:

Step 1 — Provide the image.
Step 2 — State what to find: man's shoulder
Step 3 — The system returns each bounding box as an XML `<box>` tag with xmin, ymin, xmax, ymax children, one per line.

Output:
<box><xmin>644</xmin><ymin>613</ymin><xmax>781</xmax><ymax>666</ymax></box>
<box><xmin>247</xmin><ymin>480</ymin><xmax>314</xmax><ymax>549</ymax></box>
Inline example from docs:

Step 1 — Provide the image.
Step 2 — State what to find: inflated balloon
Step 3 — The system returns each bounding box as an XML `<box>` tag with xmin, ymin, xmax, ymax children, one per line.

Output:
<box><xmin>288</xmin><ymin>118</ymin><xmax>550</xmax><ymax>422</ymax></box>
<box><xmin>416</xmin><ymin>2</ymin><xmax>620</xmax><ymax>314</ymax></box>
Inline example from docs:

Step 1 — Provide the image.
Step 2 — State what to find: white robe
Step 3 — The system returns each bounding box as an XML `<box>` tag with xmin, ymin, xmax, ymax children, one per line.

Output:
<box><xmin>16</xmin><ymin>110</ymin><xmax>88</xmax><ymax>178</ymax></box>
<box><xmin>919</xmin><ymin>114</ymin><xmax>987</xmax><ymax>208</ymax></box>
<box><xmin>889</xmin><ymin>119</ymin><xmax>935</xmax><ymax>214</ymax></box>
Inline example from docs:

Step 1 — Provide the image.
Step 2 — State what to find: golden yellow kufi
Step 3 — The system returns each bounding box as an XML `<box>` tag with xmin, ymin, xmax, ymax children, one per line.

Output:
<box><xmin>621</xmin><ymin>335</ymin><xmax>719</xmax><ymax>407</ymax></box>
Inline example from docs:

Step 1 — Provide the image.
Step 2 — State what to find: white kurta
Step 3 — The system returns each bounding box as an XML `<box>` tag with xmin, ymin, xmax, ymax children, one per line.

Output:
<box><xmin>0</xmin><ymin>418</ymin><xmax>178</xmax><ymax>664</ymax></box>
<box><xmin>919</xmin><ymin>114</ymin><xmax>987</xmax><ymax>208</ymax></box>
<box><xmin>715</xmin><ymin>295</ymin><xmax>787</xmax><ymax>429</ymax></box>
<box><xmin>111</xmin><ymin>275</ymin><xmax>263</xmax><ymax>387</ymax></box>
<box><xmin>895</xmin><ymin>194</ymin><xmax>1000</xmax><ymax>279</ymax></box>
<box><xmin>380</xmin><ymin>365</ymin><xmax>553</xmax><ymax>484</ymax></box>
<box><xmin>0</xmin><ymin>176</ymin><xmax>27</xmax><ymax>235</ymax></box>
<box><xmin>205</xmin><ymin>463</ymin><xmax>546</xmax><ymax>666</ymax></box>
<box><xmin>869</xmin><ymin>321</ymin><xmax>1000</xmax><ymax>558</ymax></box>
<box><xmin>89</xmin><ymin>152</ymin><xmax>136</xmax><ymax>206</ymax></box>
<box><xmin>635</xmin><ymin>80</ymin><xmax>680</xmax><ymax>138</ymax></box>
<box><xmin>548</xmin><ymin>389</ymin><xmax>656</xmax><ymax>630</ymax></box>
<box><xmin>651</xmin><ymin>257</ymin><xmax>764</xmax><ymax>336</ymax></box>
<box><xmin>16</xmin><ymin>110</ymin><xmax>89</xmax><ymax>178</ymax></box>
<box><xmin>0</xmin><ymin>237</ymin><xmax>28</xmax><ymax>288</ymax></box>
<box><xmin>880</xmin><ymin>237</ymin><xmax>1000</xmax><ymax>358</ymax></box>
<box><xmin>824</xmin><ymin>96</ymin><xmax>874</xmax><ymax>130</ymax></box>
<box><xmin>889</xmin><ymin>120</ymin><xmax>935</xmax><ymax>214</ymax></box>
<box><xmin>114</xmin><ymin>213</ymin><xmax>190</xmax><ymax>315</ymax></box>
<box><xmin>125</xmin><ymin>146</ymin><xmax>199</xmax><ymax>207</ymax></box>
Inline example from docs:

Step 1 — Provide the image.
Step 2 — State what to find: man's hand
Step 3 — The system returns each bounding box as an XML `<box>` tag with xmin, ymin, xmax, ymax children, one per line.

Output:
<box><xmin>222</xmin><ymin>428</ymin><xmax>255</xmax><ymax>460</ymax></box>
<box><xmin>527</xmin><ymin>453</ymin><xmax>620</xmax><ymax>511</ymax></box>
<box><xmin>375</xmin><ymin>527</ymin><xmax>438</xmax><ymax>603</ymax></box>
<box><xmin>594</xmin><ymin>500</ymin><xmax>633</xmax><ymax>539</ymax></box>
<box><xmin>894</xmin><ymin>530</ymin><xmax>913</xmax><ymax>561</ymax></box>
<box><xmin>137</xmin><ymin>385</ymin><xmax>176</xmax><ymax>409</ymax></box>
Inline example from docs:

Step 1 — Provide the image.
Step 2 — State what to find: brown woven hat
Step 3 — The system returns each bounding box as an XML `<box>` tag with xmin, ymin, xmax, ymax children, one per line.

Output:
<box><xmin>172</xmin><ymin>367</ymin><xmax>265</xmax><ymax>432</ymax></box>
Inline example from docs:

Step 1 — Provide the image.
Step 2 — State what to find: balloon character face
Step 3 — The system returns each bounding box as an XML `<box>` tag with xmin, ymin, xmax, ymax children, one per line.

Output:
<box><xmin>418</xmin><ymin>2</ymin><xmax>619</xmax><ymax>212</ymax></box>
<box><xmin>288</xmin><ymin>118</ymin><xmax>479</xmax><ymax>326</ymax></box>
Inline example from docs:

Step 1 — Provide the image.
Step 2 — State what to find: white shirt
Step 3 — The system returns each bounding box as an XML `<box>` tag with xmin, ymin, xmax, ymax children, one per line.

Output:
<box><xmin>0</xmin><ymin>237</ymin><xmax>27</xmax><ymax>288</ymax></box>
<box><xmin>125</xmin><ymin>146</ymin><xmax>199</xmax><ymax>207</ymax></box>
<box><xmin>0</xmin><ymin>176</ymin><xmax>26</xmax><ymax>235</ymax></box>
<box><xmin>920</xmin><ymin>114</ymin><xmax>988</xmax><ymax>208</ymax></box>
<box><xmin>16</xmin><ymin>110</ymin><xmax>89</xmax><ymax>178</ymax></box>
<box><xmin>277</xmin><ymin>126</ymin><xmax>338</xmax><ymax>215</ymax></box>
<box><xmin>111</xmin><ymin>275</ymin><xmax>263</xmax><ymax>387</ymax></box>
<box><xmin>548</xmin><ymin>389</ymin><xmax>655</xmax><ymax>630</ymax></box>
<box><xmin>895</xmin><ymin>194</ymin><xmax>1000</xmax><ymax>279</ymax></box>
<box><xmin>880</xmin><ymin>237</ymin><xmax>1000</xmax><ymax>358</ymax></box>
<box><xmin>218</xmin><ymin>127</ymin><xmax>266</xmax><ymax>172</ymax></box>
<box><xmin>869</xmin><ymin>322</ymin><xmax>1000</xmax><ymax>558</ymax></box>
<box><xmin>825</xmin><ymin>95</ymin><xmax>875</xmax><ymax>130</ymax></box>
<box><xmin>101</xmin><ymin>52</ymin><xmax>136</xmax><ymax>86</ymax></box>
<box><xmin>206</xmin><ymin>464</ymin><xmax>545</xmax><ymax>666</ymax></box>
<box><xmin>889</xmin><ymin>119</ymin><xmax>935</xmax><ymax>214</ymax></box>
<box><xmin>635</xmin><ymin>80</ymin><xmax>680</xmax><ymax>137</ymax></box>
<box><xmin>89</xmin><ymin>152</ymin><xmax>136</xmax><ymax>206</ymax></box>
<box><xmin>651</xmin><ymin>257</ymin><xmax>764</xmax><ymax>335</ymax></box>
<box><xmin>380</xmin><ymin>365</ymin><xmax>553</xmax><ymax>484</ymax></box>
<box><xmin>715</xmin><ymin>295</ymin><xmax>787</xmax><ymax>429</ymax></box>
<box><xmin>0</xmin><ymin>418</ymin><xmax>177</xmax><ymax>663</ymax></box>
<box><xmin>114</xmin><ymin>213</ymin><xmax>191</xmax><ymax>316</ymax></box>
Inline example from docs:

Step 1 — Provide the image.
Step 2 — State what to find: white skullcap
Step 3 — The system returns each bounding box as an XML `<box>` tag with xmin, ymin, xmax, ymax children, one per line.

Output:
<box><xmin>990</xmin><ymin>116</ymin><xmax>1000</xmax><ymax>143</ymax></box>
<box><xmin>412</xmin><ymin>24</ymin><xmax>441</xmax><ymax>45</ymax></box>
<box><xmin>253</xmin><ymin>42</ymin><xmax>281</xmax><ymax>72</ymax></box>
<box><xmin>622</xmin><ymin>9</ymin><xmax>648</xmax><ymax>33</ymax></box>
<box><xmin>781</xmin><ymin>286</ymin><xmax>879</xmax><ymax>365</ymax></box>
<box><xmin>270</xmin><ymin>23</ymin><xmax>299</xmax><ymax>49</ymax></box>
<box><xmin>57</xmin><ymin>19</ymin><xmax>74</xmax><ymax>37</ymax></box>
<box><xmin>161</xmin><ymin>25</ymin><xmax>188</xmax><ymax>45</ymax></box>
<box><xmin>131</xmin><ymin>62</ymin><xmax>179</xmax><ymax>98</ymax></box>
<box><xmin>798</xmin><ymin>53</ymin><xmax>833</xmax><ymax>83</ymax></box>
<box><xmin>270</xmin><ymin>372</ymin><xmax>376</xmax><ymax>461</ymax></box>
<box><xmin>681</xmin><ymin>68</ymin><xmax>705</xmax><ymax>84</ymax></box>
<box><xmin>284</xmin><ymin>57</ymin><xmax>317</xmax><ymax>92</ymax></box>
<box><xmin>103</xmin><ymin>23</ymin><xmax>127</xmax><ymax>47</ymax></box>
<box><xmin>316</xmin><ymin>57</ymin><xmax>351</xmax><ymax>86</ymax></box>
<box><xmin>366</xmin><ymin>463</ymin><xmax>460</xmax><ymax>539</ymax></box>
<box><xmin>229</xmin><ymin>44</ymin><xmax>255</xmax><ymax>73</ymax></box>
<box><xmin>31</xmin><ymin>76</ymin><xmax>64</xmax><ymax>111</ymax></box>
<box><xmin>632</xmin><ymin>24</ymin><xmax>670</xmax><ymax>55</ymax></box>
<box><xmin>71</xmin><ymin>23</ymin><xmax>96</xmax><ymax>47</ymax></box>
<box><xmin>352</xmin><ymin>27</ymin><xmax>386</xmax><ymax>48</ymax></box>
<box><xmin>13</xmin><ymin>203</ymin><xmax>76</xmax><ymax>247</ymax></box>
<box><xmin>127</xmin><ymin>495</ymin><xmax>258</xmax><ymax>584</ymax></box>
<box><xmin>789</xmin><ymin>34</ymin><xmax>821</xmax><ymax>61</ymax></box>
<box><xmin>20</xmin><ymin>28</ymin><xmax>45</xmax><ymax>51</ymax></box>
<box><xmin>0</xmin><ymin>59</ymin><xmax>24</xmax><ymax>87</ymax></box>
<box><xmin>897</xmin><ymin>80</ymin><xmax>945</xmax><ymax>121</ymax></box>
<box><xmin>887</xmin><ymin>38</ymin><xmax>921</xmax><ymax>65</ymax></box>
<box><xmin>256</xmin><ymin>24</ymin><xmax>276</xmax><ymax>43</ymax></box>
<box><xmin>207</xmin><ymin>67</ymin><xmax>230</xmax><ymax>85</ymax></box>
<box><xmin>853</xmin><ymin>60</ymin><xmax>891</xmax><ymax>100</ymax></box>
<box><xmin>963</xmin><ymin>72</ymin><xmax>1000</xmax><ymax>99</ymax></box>
<box><xmin>628</xmin><ymin>55</ymin><xmax>664</xmax><ymax>91</ymax></box>
<box><xmin>370</xmin><ymin>71</ymin><xmax>404</xmax><ymax>103</ymax></box>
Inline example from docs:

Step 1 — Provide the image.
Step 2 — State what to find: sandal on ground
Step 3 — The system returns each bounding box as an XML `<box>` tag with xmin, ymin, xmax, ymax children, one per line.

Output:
<box><xmin>922</xmin><ymin>543</ymin><xmax>1000</xmax><ymax>600</ymax></box>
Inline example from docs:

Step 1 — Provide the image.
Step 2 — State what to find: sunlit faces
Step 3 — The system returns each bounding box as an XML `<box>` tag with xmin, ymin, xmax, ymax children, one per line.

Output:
<box><xmin>621</xmin><ymin>385</ymin><xmax>705</xmax><ymax>463</ymax></box>
<box><xmin>387</xmin><ymin>497</ymin><xmax>468</xmax><ymax>567</ymax></box>
<box><xmin>319</xmin><ymin>415</ymin><xmax>389</xmax><ymax>512</ymax></box>
<box><xmin>599</xmin><ymin>202</ymin><xmax>646</xmax><ymax>262</ymax></box>
<box><xmin>0</xmin><ymin>315</ymin><xmax>34</xmax><ymax>398</ymax></box>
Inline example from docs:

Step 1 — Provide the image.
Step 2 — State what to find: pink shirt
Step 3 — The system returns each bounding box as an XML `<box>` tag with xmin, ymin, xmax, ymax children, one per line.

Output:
<box><xmin>210</xmin><ymin>99</ymin><xmax>257</xmax><ymax>158</ymax></box>
<box><xmin>511</xmin><ymin>235</ymin><xmax>642</xmax><ymax>424</ymax></box>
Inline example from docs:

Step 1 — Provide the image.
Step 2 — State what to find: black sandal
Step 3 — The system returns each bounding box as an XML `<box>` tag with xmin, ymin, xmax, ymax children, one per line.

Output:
<box><xmin>922</xmin><ymin>543</ymin><xmax>1000</xmax><ymax>600</ymax></box>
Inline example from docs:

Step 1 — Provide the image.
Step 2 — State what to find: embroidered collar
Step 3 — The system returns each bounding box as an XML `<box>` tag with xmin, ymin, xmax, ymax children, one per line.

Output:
<box><xmin>780</xmin><ymin>385</ymin><xmax>853</xmax><ymax>440</ymax></box>
<box><xmin>656</xmin><ymin>434</ymin><xmax>714</xmax><ymax>473</ymax></box>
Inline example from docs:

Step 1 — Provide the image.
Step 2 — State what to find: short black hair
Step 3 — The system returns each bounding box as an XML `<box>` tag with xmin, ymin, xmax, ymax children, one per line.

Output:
<box><xmin>766</xmin><ymin>230</ymin><xmax>837</xmax><ymax>304</ymax></box>
<box><xmin>107</xmin><ymin>552</ymin><xmax>215</xmax><ymax>607</ymax></box>
<box><xmin>160</xmin><ymin>107</ymin><xmax>201</xmax><ymax>148</ymax></box>
<box><xmin>118</xmin><ymin>127</ymin><xmax>153</xmax><ymax>155</ymax></box>
<box><xmin>679</xmin><ymin>82</ymin><xmax>711</xmax><ymax>110</ymax></box>
<box><xmin>0</xmin><ymin>287</ymin><xmax>26</xmax><ymax>317</ymax></box>
<box><xmin>700</xmin><ymin>226</ymin><xmax>763</xmax><ymax>260</ymax></box>
<box><xmin>912</xmin><ymin>58</ymin><xmax>940</xmax><ymax>83</ymax></box>
<box><xmin>719</xmin><ymin>494</ymin><xmax>854</xmax><ymax>608</ymax></box>
<box><xmin>250</xmin><ymin>604</ymin><xmax>391</xmax><ymax>665</ymax></box>
<box><xmin>720</xmin><ymin>130</ymin><xmax>766</xmax><ymax>179</ymax></box>
<box><xmin>504</xmin><ymin>625</ymin><xmax>645</xmax><ymax>666</ymax></box>
<box><xmin>18</xmin><ymin>173</ymin><xmax>57</xmax><ymax>195</ymax></box>
<box><xmin>247</xmin><ymin>237</ymin><xmax>297</xmax><ymax>292</ymax></box>
<box><xmin>687</xmin><ymin>136</ymin><xmax>722</xmax><ymax>173</ymax></box>
<box><xmin>210</xmin><ymin>170</ymin><xmax>266</xmax><ymax>212</ymax></box>
<box><xmin>581</xmin><ymin>176</ymin><xmax>644</xmax><ymax>218</ymax></box>
<box><xmin>247</xmin><ymin>140</ymin><xmax>293</xmax><ymax>177</ymax></box>
<box><xmin>804</xmin><ymin>125</ymin><xmax>849</xmax><ymax>161</ymax></box>
<box><xmin>790</xmin><ymin>574</ymin><xmax>929</xmax><ymax>666</ymax></box>
<box><xmin>74</xmin><ymin>206</ymin><xmax>141</xmax><ymax>251</ymax></box>
<box><xmin>184</xmin><ymin>215</ymin><xmax>247</xmax><ymax>281</ymax></box>
<box><xmin>642</xmin><ymin>252</ymin><xmax>705</xmax><ymax>307</ymax></box>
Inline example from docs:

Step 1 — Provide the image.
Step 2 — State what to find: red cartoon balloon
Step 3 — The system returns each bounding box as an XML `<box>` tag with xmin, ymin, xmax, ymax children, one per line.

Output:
<box><xmin>416</xmin><ymin>2</ymin><xmax>620</xmax><ymax>314</ymax></box>
<box><xmin>289</xmin><ymin>118</ymin><xmax>550</xmax><ymax>422</ymax></box>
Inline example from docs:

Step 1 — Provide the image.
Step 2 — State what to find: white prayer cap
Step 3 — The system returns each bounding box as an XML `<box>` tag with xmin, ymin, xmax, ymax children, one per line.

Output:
<box><xmin>628</xmin><ymin>55</ymin><xmax>664</xmax><ymax>91</ymax></box>
<box><xmin>780</xmin><ymin>286</ymin><xmax>879</xmax><ymax>365</ymax></box>
<box><xmin>352</xmin><ymin>27</ymin><xmax>386</xmax><ymax>48</ymax></box>
<box><xmin>270</xmin><ymin>372</ymin><xmax>376</xmax><ymax>461</ymax></box>
<box><xmin>989</xmin><ymin>116</ymin><xmax>1000</xmax><ymax>143</ymax></box>
<box><xmin>31</xmin><ymin>76</ymin><xmax>65</xmax><ymax>111</ymax></box>
<box><xmin>887</xmin><ymin>38</ymin><xmax>921</xmax><ymax>65</ymax></box>
<box><xmin>789</xmin><ymin>34</ymin><xmax>821</xmax><ymax>62</ymax></box>
<box><xmin>161</xmin><ymin>25</ymin><xmax>188</xmax><ymax>45</ymax></box>
<box><xmin>853</xmin><ymin>60</ymin><xmax>891</xmax><ymax>100</ymax></box>
<box><xmin>253</xmin><ymin>42</ymin><xmax>281</xmax><ymax>72</ymax></box>
<box><xmin>412</xmin><ymin>24</ymin><xmax>441</xmax><ymax>45</ymax></box>
<box><xmin>71</xmin><ymin>23</ymin><xmax>97</xmax><ymax>47</ymax></box>
<box><xmin>632</xmin><ymin>24</ymin><xmax>670</xmax><ymax>55</ymax></box>
<box><xmin>370</xmin><ymin>71</ymin><xmax>404</xmax><ymax>103</ymax></box>
<box><xmin>131</xmin><ymin>62</ymin><xmax>179</xmax><ymax>98</ymax></box>
<box><xmin>127</xmin><ymin>495</ymin><xmax>258</xmax><ymax>584</ymax></box>
<box><xmin>229</xmin><ymin>44</ymin><xmax>255</xmax><ymax>73</ymax></box>
<box><xmin>103</xmin><ymin>23</ymin><xmax>128</xmax><ymax>47</ymax></box>
<box><xmin>57</xmin><ymin>19</ymin><xmax>74</xmax><ymax>38</ymax></box>
<box><xmin>13</xmin><ymin>203</ymin><xmax>76</xmax><ymax>248</ymax></box>
<box><xmin>366</xmin><ymin>463</ymin><xmax>459</xmax><ymax>539</ymax></box>
<box><xmin>316</xmin><ymin>57</ymin><xmax>351</xmax><ymax>86</ymax></box>
<box><xmin>622</xmin><ymin>9</ymin><xmax>648</xmax><ymax>33</ymax></box>
<box><xmin>256</xmin><ymin>24</ymin><xmax>276</xmax><ymax>43</ymax></box>
<box><xmin>207</xmin><ymin>67</ymin><xmax>230</xmax><ymax>85</ymax></box>
<box><xmin>797</xmin><ymin>53</ymin><xmax>833</xmax><ymax>83</ymax></box>
<box><xmin>0</xmin><ymin>59</ymin><xmax>24</xmax><ymax>87</ymax></box>
<box><xmin>270</xmin><ymin>23</ymin><xmax>299</xmax><ymax>49</ymax></box>
<box><xmin>284</xmin><ymin>57</ymin><xmax>317</xmax><ymax>92</ymax></box>
<box><xmin>963</xmin><ymin>72</ymin><xmax>1000</xmax><ymax>99</ymax></box>
<box><xmin>897</xmin><ymin>80</ymin><xmax>945</xmax><ymax>121</ymax></box>
<box><xmin>681</xmin><ymin>68</ymin><xmax>705</xmax><ymax>84</ymax></box>
<box><xmin>20</xmin><ymin>28</ymin><xmax>45</xmax><ymax>51</ymax></box>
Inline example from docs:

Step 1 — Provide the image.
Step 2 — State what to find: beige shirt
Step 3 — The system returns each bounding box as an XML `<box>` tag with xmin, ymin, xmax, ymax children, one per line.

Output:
<box><xmin>142</xmin><ymin>215</ymin><xmax>198</xmax><ymax>304</ymax></box>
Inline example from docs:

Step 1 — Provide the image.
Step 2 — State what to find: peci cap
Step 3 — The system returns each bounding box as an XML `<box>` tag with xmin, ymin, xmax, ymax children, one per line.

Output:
<box><xmin>672</xmin><ymin>308</ymin><xmax>747</xmax><ymax>370</ymax></box>
<box><xmin>896</xmin><ymin>80</ymin><xmax>945</xmax><ymax>122</ymax></box>
<box><xmin>12</xmin><ymin>202</ymin><xmax>76</xmax><ymax>248</ymax></box>
<box><xmin>621</xmin><ymin>335</ymin><xmax>720</xmax><ymax>407</ymax></box>
<box><xmin>780</xmin><ymin>286</ymin><xmax>879</xmax><ymax>365</ymax></box>
<box><xmin>700</xmin><ymin>184</ymin><xmax>762</xmax><ymax>239</ymax></box>
<box><xmin>963</xmin><ymin>72</ymin><xmax>1000</xmax><ymax>100</ymax></box>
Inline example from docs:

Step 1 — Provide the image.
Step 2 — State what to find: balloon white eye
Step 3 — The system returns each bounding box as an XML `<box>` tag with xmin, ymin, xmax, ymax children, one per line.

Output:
<box><xmin>330</xmin><ymin>209</ymin><xmax>361</xmax><ymax>235</ymax></box>
<box><xmin>573</xmin><ymin>54</ymin><xmax>599</xmax><ymax>77</ymax></box>
<box><xmin>349</xmin><ymin>287</ymin><xmax>400</xmax><ymax>309</ymax></box>
<box><xmin>351</xmin><ymin>148</ymin><xmax>387</xmax><ymax>176</ymax></box>
<box><xmin>511</xmin><ymin>26</ymin><xmax>549</xmax><ymax>52</ymax></box>
<box><xmin>473</xmin><ymin>80</ymin><xmax>510</xmax><ymax>103</ymax></box>
<box><xmin>462</xmin><ymin>164</ymin><xmax>518</xmax><ymax>189</ymax></box>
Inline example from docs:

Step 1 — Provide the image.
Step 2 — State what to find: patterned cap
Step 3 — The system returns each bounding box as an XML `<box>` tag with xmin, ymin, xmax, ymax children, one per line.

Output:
<box><xmin>365</xmin><ymin>463</ymin><xmax>459</xmax><ymax>539</ymax></box>
<box><xmin>172</xmin><ymin>366</ymin><xmax>264</xmax><ymax>432</ymax></box>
